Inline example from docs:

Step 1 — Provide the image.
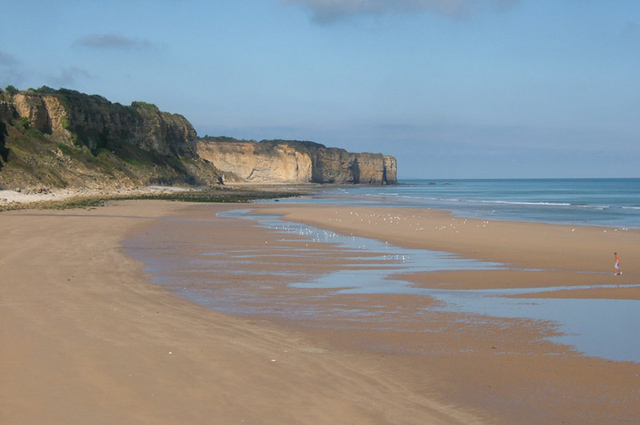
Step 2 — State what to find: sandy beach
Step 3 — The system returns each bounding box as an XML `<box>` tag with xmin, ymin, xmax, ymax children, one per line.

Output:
<box><xmin>2</xmin><ymin>200</ymin><xmax>639</xmax><ymax>424</ymax></box>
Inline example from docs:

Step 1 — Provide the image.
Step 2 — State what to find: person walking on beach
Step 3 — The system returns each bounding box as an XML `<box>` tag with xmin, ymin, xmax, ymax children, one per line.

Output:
<box><xmin>614</xmin><ymin>252</ymin><xmax>622</xmax><ymax>275</ymax></box>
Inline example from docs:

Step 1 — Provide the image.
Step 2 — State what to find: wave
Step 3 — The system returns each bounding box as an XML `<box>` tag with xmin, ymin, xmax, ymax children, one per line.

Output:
<box><xmin>390</xmin><ymin>193</ymin><xmax>634</xmax><ymax>210</ymax></box>
<box><xmin>396</xmin><ymin>195</ymin><xmax>579</xmax><ymax>208</ymax></box>
<box><xmin>320</xmin><ymin>180</ymin><xmax>640</xmax><ymax>228</ymax></box>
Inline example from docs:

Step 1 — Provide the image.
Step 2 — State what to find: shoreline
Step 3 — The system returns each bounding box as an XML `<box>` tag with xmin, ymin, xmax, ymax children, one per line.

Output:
<box><xmin>260</xmin><ymin>204</ymin><xmax>640</xmax><ymax>296</ymax></box>
<box><xmin>3</xmin><ymin>200</ymin><xmax>640</xmax><ymax>424</ymax></box>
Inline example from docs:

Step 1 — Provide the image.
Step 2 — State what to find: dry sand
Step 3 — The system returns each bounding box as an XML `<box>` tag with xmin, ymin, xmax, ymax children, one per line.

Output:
<box><xmin>0</xmin><ymin>201</ymin><xmax>483</xmax><ymax>425</ymax></box>
<box><xmin>2</xmin><ymin>201</ymin><xmax>639</xmax><ymax>425</ymax></box>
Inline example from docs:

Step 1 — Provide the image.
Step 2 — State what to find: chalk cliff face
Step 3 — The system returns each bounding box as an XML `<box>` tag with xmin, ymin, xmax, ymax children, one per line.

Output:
<box><xmin>197</xmin><ymin>139</ymin><xmax>397</xmax><ymax>185</ymax></box>
<box><xmin>197</xmin><ymin>140</ymin><xmax>313</xmax><ymax>183</ymax></box>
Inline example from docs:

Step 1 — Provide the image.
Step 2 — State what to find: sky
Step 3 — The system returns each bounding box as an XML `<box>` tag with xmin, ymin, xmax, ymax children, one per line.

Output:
<box><xmin>1</xmin><ymin>0</ymin><xmax>639</xmax><ymax>179</ymax></box>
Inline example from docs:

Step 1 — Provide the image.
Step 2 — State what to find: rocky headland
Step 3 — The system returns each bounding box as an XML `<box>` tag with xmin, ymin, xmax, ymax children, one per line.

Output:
<box><xmin>0</xmin><ymin>86</ymin><xmax>396</xmax><ymax>206</ymax></box>
<box><xmin>197</xmin><ymin>138</ymin><xmax>397</xmax><ymax>185</ymax></box>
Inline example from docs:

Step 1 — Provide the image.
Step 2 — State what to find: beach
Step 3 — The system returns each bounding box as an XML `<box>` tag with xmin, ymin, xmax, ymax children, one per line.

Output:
<box><xmin>2</xmin><ymin>200</ymin><xmax>639</xmax><ymax>424</ymax></box>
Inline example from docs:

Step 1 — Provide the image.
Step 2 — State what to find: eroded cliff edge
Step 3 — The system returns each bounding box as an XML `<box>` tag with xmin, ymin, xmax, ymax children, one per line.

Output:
<box><xmin>0</xmin><ymin>87</ymin><xmax>396</xmax><ymax>190</ymax></box>
<box><xmin>197</xmin><ymin>138</ymin><xmax>397</xmax><ymax>185</ymax></box>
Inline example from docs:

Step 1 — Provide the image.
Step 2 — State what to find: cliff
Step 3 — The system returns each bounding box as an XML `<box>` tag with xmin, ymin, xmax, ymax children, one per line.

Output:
<box><xmin>0</xmin><ymin>86</ymin><xmax>397</xmax><ymax>191</ymax></box>
<box><xmin>198</xmin><ymin>138</ymin><xmax>397</xmax><ymax>185</ymax></box>
<box><xmin>8</xmin><ymin>87</ymin><xmax>197</xmax><ymax>157</ymax></box>
<box><xmin>0</xmin><ymin>87</ymin><xmax>220</xmax><ymax>190</ymax></box>
<box><xmin>197</xmin><ymin>139</ymin><xmax>313</xmax><ymax>184</ymax></box>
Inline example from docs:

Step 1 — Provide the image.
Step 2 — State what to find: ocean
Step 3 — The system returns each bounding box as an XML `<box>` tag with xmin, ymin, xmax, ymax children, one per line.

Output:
<box><xmin>283</xmin><ymin>178</ymin><xmax>640</xmax><ymax>229</ymax></box>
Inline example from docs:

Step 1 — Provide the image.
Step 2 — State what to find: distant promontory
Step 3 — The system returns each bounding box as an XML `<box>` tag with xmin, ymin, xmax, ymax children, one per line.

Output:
<box><xmin>0</xmin><ymin>86</ymin><xmax>397</xmax><ymax>191</ymax></box>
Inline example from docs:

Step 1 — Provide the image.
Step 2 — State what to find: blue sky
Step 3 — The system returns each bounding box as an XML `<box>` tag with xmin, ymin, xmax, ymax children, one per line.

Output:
<box><xmin>1</xmin><ymin>0</ymin><xmax>639</xmax><ymax>179</ymax></box>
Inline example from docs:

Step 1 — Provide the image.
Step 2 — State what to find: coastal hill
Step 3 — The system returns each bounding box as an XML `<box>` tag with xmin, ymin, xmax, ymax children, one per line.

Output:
<box><xmin>0</xmin><ymin>86</ymin><xmax>220</xmax><ymax>191</ymax></box>
<box><xmin>0</xmin><ymin>86</ymin><xmax>397</xmax><ymax>191</ymax></box>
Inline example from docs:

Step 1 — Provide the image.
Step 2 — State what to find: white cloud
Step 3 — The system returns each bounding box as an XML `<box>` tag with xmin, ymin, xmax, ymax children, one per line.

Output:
<box><xmin>280</xmin><ymin>0</ymin><xmax>517</xmax><ymax>22</ymax></box>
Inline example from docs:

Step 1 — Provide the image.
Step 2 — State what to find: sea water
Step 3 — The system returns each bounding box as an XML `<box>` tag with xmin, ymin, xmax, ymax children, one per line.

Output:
<box><xmin>279</xmin><ymin>178</ymin><xmax>640</xmax><ymax>229</ymax></box>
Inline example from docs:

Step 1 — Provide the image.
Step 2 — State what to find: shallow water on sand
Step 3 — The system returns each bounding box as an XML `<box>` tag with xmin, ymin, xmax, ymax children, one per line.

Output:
<box><xmin>127</xmin><ymin>208</ymin><xmax>640</xmax><ymax>363</ymax></box>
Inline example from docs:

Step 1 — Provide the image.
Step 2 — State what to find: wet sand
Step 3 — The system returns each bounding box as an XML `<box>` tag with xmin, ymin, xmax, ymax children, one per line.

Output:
<box><xmin>258</xmin><ymin>204</ymin><xmax>640</xmax><ymax>424</ymax></box>
<box><xmin>2</xmin><ymin>201</ymin><xmax>639</xmax><ymax>424</ymax></box>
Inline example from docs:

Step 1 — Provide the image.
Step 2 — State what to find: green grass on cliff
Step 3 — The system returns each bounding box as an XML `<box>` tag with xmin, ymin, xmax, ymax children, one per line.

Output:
<box><xmin>0</xmin><ymin>115</ymin><xmax>220</xmax><ymax>189</ymax></box>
